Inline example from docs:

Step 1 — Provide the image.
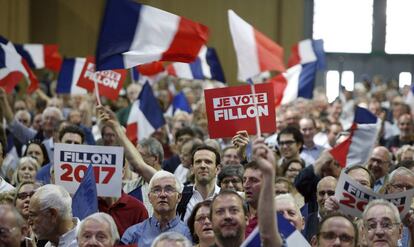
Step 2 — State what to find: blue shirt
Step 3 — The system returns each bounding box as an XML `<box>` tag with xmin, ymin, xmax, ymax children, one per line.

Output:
<box><xmin>121</xmin><ymin>215</ymin><xmax>192</xmax><ymax>247</ymax></box>
<box><xmin>300</xmin><ymin>144</ymin><xmax>325</xmax><ymax>166</ymax></box>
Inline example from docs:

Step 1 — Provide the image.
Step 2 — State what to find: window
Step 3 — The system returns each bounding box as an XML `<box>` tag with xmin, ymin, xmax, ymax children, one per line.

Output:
<box><xmin>326</xmin><ymin>70</ymin><xmax>340</xmax><ymax>103</ymax></box>
<box><xmin>399</xmin><ymin>72</ymin><xmax>412</xmax><ymax>88</ymax></box>
<box><xmin>341</xmin><ymin>71</ymin><xmax>354</xmax><ymax>91</ymax></box>
<box><xmin>313</xmin><ymin>0</ymin><xmax>374</xmax><ymax>53</ymax></box>
<box><xmin>385</xmin><ymin>0</ymin><xmax>414</xmax><ymax>54</ymax></box>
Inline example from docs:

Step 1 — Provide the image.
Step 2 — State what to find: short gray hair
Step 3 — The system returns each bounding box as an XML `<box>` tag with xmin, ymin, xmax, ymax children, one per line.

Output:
<box><xmin>139</xmin><ymin>137</ymin><xmax>164</xmax><ymax>164</ymax></box>
<box><xmin>275</xmin><ymin>193</ymin><xmax>302</xmax><ymax>217</ymax></box>
<box><xmin>42</xmin><ymin>106</ymin><xmax>63</xmax><ymax>122</ymax></box>
<box><xmin>149</xmin><ymin>170</ymin><xmax>183</xmax><ymax>193</ymax></box>
<box><xmin>389</xmin><ymin>166</ymin><xmax>414</xmax><ymax>184</ymax></box>
<box><xmin>32</xmin><ymin>184</ymin><xmax>72</xmax><ymax>219</ymax></box>
<box><xmin>151</xmin><ymin>232</ymin><xmax>192</xmax><ymax>247</ymax></box>
<box><xmin>362</xmin><ymin>199</ymin><xmax>401</xmax><ymax>224</ymax></box>
<box><xmin>77</xmin><ymin>212</ymin><xmax>119</xmax><ymax>245</ymax></box>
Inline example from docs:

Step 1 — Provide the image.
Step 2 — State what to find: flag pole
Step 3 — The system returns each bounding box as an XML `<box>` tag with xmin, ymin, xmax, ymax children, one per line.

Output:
<box><xmin>94</xmin><ymin>80</ymin><xmax>102</xmax><ymax>106</ymax></box>
<box><xmin>247</xmin><ymin>78</ymin><xmax>261</xmax><ymax>137</ymax></box>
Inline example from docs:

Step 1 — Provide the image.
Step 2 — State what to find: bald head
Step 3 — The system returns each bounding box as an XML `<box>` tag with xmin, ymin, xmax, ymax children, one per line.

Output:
<box><xmin>317</xmin><ymin>176</ymin><xmax>337</xmax><ymax>217</ymax></box>
<box><xmin>367</xmin><ymin>146</ymin><xmax>392</xmax><ymax>181</ymax></box>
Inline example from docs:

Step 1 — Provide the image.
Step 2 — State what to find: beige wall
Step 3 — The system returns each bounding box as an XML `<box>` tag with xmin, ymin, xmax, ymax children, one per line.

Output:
<box><xmin>0</xmin><ymin>0</ymin><xmax>304</xmax><ymax>83</ymax></box>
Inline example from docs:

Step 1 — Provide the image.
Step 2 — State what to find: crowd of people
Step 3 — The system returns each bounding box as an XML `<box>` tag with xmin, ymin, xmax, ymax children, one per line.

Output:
<box><xmin>0</xmin><ymin>73</ymin><xmax>414</xmax><ymax>247</ymax></box>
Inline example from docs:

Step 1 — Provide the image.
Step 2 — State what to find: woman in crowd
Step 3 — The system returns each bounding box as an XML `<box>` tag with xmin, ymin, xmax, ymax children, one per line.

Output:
<box><xmin>12</xmin><ymin>157</ymin><xmax>40</xmax><ymax>186</ymax></box>
<box><xmin>187</xmin><ymin>200</ymin><xmax>215</xmax><ymax>247</ymax></box>
<box><xmin>23</xmin><ymin>139</ymin><xmax>50</xmax><ymax>167</ymax></box>
<box><xmin>14</xmin><ymin>181</ymin><xmax>40</xmax><ymax>219</ymax></box>
<box><xmin>280</xmin><ymin>158</ymin><xmax>305</xmax><ymax>183</ymax></box>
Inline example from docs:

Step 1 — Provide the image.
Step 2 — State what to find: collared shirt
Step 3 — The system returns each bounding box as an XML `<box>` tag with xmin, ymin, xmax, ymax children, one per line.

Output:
<box><xmin>184</xmin><ymin>184</ymin><xmax>221</xmax><ymax>222</ymax></box>
<box><xmin>45</xmin><ymin>218</ymin><xmax>80</xmax><ymax>247</ymax></box>
<box><xmin>374</xmin><ymin>176</ymin><xmax>386</xmax><ymax>193</ymax></box>
<box><xmin>300</xmin><ymin>144</ymin><xmax>324</xmax><ymax>166</ymax></box>
<box><xmin>121</xmin><ymin>216</ymin><xmax>192</xmax><ymax>247</ymax></box>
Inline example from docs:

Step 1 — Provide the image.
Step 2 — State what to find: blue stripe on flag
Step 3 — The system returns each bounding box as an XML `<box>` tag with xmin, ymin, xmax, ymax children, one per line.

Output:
<box><xmin>189</xmin><ymin>58</ymin><xmax>204</xmax><ymax>79</ymax></box>
<box><xmin>173</xmin><ymin>91</ymin><xmax>192</xmax><ymax>114</ymax></box>
<box><xmin>0</xmin><ymin>36</ymin><xmax>8</xmax><ymax>45</ymax></box>
<box><xmin>0</xmin><ymin>46</ymin><xmax>5</xmax><ymax>68</ymax></box>
<box><xmin>14</xmin><ymin>44</ymin><xmax>36</xmax><ymax>69</ymax></box>
<box><xmin>56</xmin><ymin>58</ymin><xmax>75</xmax><ymax>93</ymax></box>
<box><xmin>206</xmin><ymin>47</ymin><xmax>226</xmax><ymax>83</ymax></box>
<box><xmin>72</xmin><ymin>165</ymin><xmax>98</xmax><ymax>220</ymax></box>
<box><xmin>138</xmin><ymin>82</ymin><xmax>166</xmax><ymax>129</ymax></box>
<box><xmin>277</xmin><ymin>212</ymin><xmax>296</xmax><ymax>238</ymax></box>
<box><xmin>312</xmin><ymin>39</ymin><xmax>325</xmax><ymax>70</ymax></box>
<box><xmin>297</xmin><ymin>62</ymin><xmax>317</xmax><ymax>99</ymax></box>
<box><xmin>96</xmin><ymin>0</ymin><xmax>141</xmax><ymax>70</ymax></box>
<box><xmin>354</xmin><ymin>106</ymin><xmax>377</xmax><ymax>124</ymax></box>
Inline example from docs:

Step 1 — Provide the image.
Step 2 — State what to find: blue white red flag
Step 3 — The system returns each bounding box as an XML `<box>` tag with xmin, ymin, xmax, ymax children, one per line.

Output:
<box><xmin>228</xmin><ymin>10</ymin><xmax>285</xmax><ymax>82</ymax></box>
<box><xmin>330</xmin><ymin>106</ymin><xmax>380</xmax><ymax>167</ymax></box>
<box><xmin>72</xmin><ymin>165</ymin><xmax>98</xmax><ymax>220</ymax></box>
<box><xmin>165</xmin><ymin>91</ymin><xmax>192</xmax><ymax>116</ymax></box>
<box><xmin>56</xmin><ymin>58</ymin><xmax>88</xmax><ymax>95</ymax></box>
<box><xmin>14</xmin><ymin>44</ymin><xmax>62</xmax><ymax>71</ymax></box>
<box><xmin>126</xmin><ymin>82</ymin><xmax>166</xmax><ymax>144</ymax></box>
<box><xmin>269</xmin><ymin>39</ymin><xmax>325</xmax><ymax>106</ymax></box>
<box><xmin>0</xmin><ymin>37</ymin><xmax>39</xmax><ymax>93</ymax></box>
<box><xmin>95</xmin><ymin>0</ymin><xmax>209</xmax><ymax>71</ymax></box>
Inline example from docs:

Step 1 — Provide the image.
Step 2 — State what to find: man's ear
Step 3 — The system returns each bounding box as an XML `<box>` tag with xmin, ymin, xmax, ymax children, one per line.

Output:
<box><xmin>310</xmin><ymin>235</ymin><xmax>318</xmax><ymax>247</ymax></box>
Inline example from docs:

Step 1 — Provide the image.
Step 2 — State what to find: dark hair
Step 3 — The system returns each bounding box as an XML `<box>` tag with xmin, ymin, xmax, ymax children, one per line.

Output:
<box><xmin>187</xmin><ymin>200</ymin><xmax>212</xmax><ymax>244</ymax></box>
<box><xmin>175</xmin><ymin>127</ymin><xmax>195</xmax><ymax>141</ymax></box>
<box><xmin>217</xmin><ymin>164</ymin><xmax>244</xmax><ymax>186</ymax></box>
<box><xmin>277</xmin><ymin>127</ymin><xmax>304</xmax><ymax>148</ymax></box>
<box><xmin>23</xmin><ymin>139</ymin><xmax>50</xmax><ymax>166</ymax></box>
<box><xmin>280</xmin><ymin>158</ymin><xmax>305</xmax><ymax>177</ymax></box>
<box><xmin>58</xmin><ymin>124</ymin><xmax>85</xmax><ymax>143</ymax></box>
<box><xmin>210</xmin><ymin>190</ymin><xmax>247</xmax><ymax>218</ymax></box>
<box><xmin>0</xmin><ymin>139</ymin><xmax>5</xmax><ymax>158</ymax></box>
<box><xmin>191</xmin><ymin>144</ymin><xmax>221</xmax><ymax>166</ymax></box>
<box><xmin>344</xmin><ymin>165</ymin><xmax>375</xmax><ymax>189</ymax></box>
<box><xmin>244</xmin><ymin>160</ymin><xmax>260</xmax><ymax>171</ymax></box>
<box><xmin>274</xmin><ymin>176</ymin><xmax>295</xmax><ymax>192</ymax></box>
<box><xmin>317</xmin><ymin>212</ymin><xmax>357</xmax><ymax>247</ymax></box>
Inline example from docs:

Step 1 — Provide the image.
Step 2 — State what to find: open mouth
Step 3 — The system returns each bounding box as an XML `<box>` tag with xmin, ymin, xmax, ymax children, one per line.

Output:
<box><xmin>202</xmin><ymin>227</ymin><xmax>213</xmax><ymax>232</ymax></box>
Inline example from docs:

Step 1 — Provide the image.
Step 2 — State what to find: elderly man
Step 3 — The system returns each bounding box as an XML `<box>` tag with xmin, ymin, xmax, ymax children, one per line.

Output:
<box><xmin>275</xmin><ymin>193</ymin><xmax>305</xmax><ymax>231</ymax></box>
<box><xmin>362</xmin><ymin>199</ymin><xmax>403</xmax><ymax>247</ymax></box>
<box><xmin>121</xmin><ymin>170</ymin><xmax>192</xmax><ymax>247</ymax></box>
<box><xmin>0</xmin><ymin>204</ymin><xmax>28</xmax><ymax>247</ymax></box>
<box><xmin>151</xmin><ymin>232</ymin><xmax>193</xmax><ymax>247</ymax></box>
<box><xmin>299</xmin><ymin>117</ymin><xmax>325</xmax><ymax>166</ymax></box>
<box><xmin>386</xmin><ymin>113</ymin><xmax>414</xmax><ymax>153</ymax></box>
<box><xmin>366</xmin><ymin>146</ymin><xmax>392</xmax><ymax>192</ymax></box>
<box><xmin>77</xmin><ymin>212</ymin><xmax>119</xmax><ymax>247</ymax></box>
<box><xmin>29</xmin><ymin>184</ymin><xmax>79</xmax><ymax>247</ymax></box>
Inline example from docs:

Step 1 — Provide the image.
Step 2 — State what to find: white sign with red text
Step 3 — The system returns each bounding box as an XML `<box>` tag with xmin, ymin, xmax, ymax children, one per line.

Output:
<box><xmin>335</xmin><ymin>171</ymin><xmax>414</xmax><ymax>219</ymax></box>
<box><xmin>54</xmin><ymin>143</ymin><xmax>124</xmax><ymax>197</ymax></box>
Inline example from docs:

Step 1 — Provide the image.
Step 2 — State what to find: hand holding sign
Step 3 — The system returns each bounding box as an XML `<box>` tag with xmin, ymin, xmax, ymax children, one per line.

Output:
<box><xmin>232</xmin><ymin>130</ymin><xmax>249</xmax><ymax>161</ymax></box>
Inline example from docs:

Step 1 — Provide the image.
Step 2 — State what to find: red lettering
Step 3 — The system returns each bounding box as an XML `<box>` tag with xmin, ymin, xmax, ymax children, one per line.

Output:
<box><xmin>356</xmin><ymin>201</ymin><xmax>368</xmax><ymax>212</ymax></box>
<box><xmin>60</xmin><ymin>164</ymin><xmax>73</xmax><ymax>182</ymax></box>
<box><xmin>74</xmin><ymin>165</ymin><xmax>88</xmax><ymax>183</ymax></box>
<box><xmin>339</xmin><ymin>192</ymin><xmax>356</xmax><ymax>209</ymax></box>
<box><xmin>93</xmin><ymin>166</ymin><xmax>100</xmax><ymax>184</ymax></box>
<box><xmin>101</xmin><ymin>167</ymin><xmax>116</xmax><ymax>184</ymax></box>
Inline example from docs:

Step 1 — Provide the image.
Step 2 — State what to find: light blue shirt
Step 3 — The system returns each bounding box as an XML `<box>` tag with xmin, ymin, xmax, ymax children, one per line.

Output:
<box><xmin>300</xmin><ymin>144</ymin><xmax>325</xmax><ymax>166</ymax></box>
<box><xmin>121</xmin><ymin>215</ymin><xmax>192</xmax><ymax>247</ymax></box>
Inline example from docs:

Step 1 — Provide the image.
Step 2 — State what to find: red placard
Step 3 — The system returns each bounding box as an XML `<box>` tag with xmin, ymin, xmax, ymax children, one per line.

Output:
<box><xmin>77</xmin><ymin>57</ymin><xmax>126</xmax><ymax>100</ymax></box>
<box><xmin>204</xmin><ymin>83</ymin><xmax>276</xmax><ymax>138</ymax></box>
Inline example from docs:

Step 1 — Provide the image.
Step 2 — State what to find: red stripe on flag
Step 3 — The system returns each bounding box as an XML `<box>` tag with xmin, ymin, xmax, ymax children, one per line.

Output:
<box><xmin>166</xmin><ymin>64</ymin><xmax>177</xmax><ymax>77</ymax></box>
<box><xmin>267</xmin><ymin>74</ymin><xmax>287</xmax><ymax>107</ymax></box>
<box><xmin>329</xmin><ymin>135</ymin><xmax>352</xmax><ymax>168</ymax></box>
<box><xmin>137</xmin><ymin>61</ymin><xmax>165</xmax><ymax>76</ymax></box>
<box><xmin>254</xmin><ymin>29</ymin><xmax>285</xmax><ymax>73</ymax></box>
<box><xmin>0</xmin><ymin>72</ymin><xmax>23</xmax><ymax>93</ymax></box>
<box><xmin>126</xmin><ymin>122</ymin><xmax>138</xmax><ymax>145</ymax></box>
<box><xmin>22</xmin><ymin>59</ymin><xmax>39</xmax><ymax>94</ymax></box>
<box><xmin>161</xmin><ymin>17</ymin><xmax>209</xmax><ymax>63</ymax></box>
<box><xmin>287</xmin><ymin>44</ymin><xmax>300</xmax><ymax>68</ymax></box>
<box><xmin>44</xmin><ymin>44</ymin><xmax>62</xmax><ymax>72</ymax></box>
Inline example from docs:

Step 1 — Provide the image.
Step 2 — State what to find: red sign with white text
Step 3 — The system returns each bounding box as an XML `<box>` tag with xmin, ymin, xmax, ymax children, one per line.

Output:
<box><xmin>204</xmin><ymin>83</ymin><xmax>276</xmax><ymax>138</ymax></box>
<box><xmin>77</xmin><ymin>57</ymin><xmax>126</xmax><ymax>100</ymax></box>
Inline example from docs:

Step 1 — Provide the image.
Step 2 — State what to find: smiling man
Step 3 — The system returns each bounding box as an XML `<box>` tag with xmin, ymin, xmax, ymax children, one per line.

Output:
<box><xmin>277</xmin><ymin>127</ymin><xmax>304</xmax><ymax>165</ymax></box>
<box><xmin>366</xmin><ymin>146</ymin><xmax>392</xmax><ymax>192</ymax></box>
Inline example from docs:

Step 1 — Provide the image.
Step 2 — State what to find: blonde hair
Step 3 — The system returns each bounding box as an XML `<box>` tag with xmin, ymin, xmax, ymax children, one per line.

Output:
<box><xmin>12</xmin><ymin>157</ymin><xmax>40</xmax><ymax>186</ymax></box>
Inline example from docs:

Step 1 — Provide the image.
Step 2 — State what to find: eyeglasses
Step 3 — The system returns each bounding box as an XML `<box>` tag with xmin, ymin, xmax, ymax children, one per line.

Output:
<box><xmin>221</xmin><ymin>178</ymin><xmax>242</xmax><ymax>185</ymax></box>
<box><xmin>365</xmin><ymin>220</ymin><xmax>400</xmax><ymax>231</ymax></box>
<box><xmin>150</xmin><ymin>185</ymin><xmax>177</xmax><ymax>196</ymax></box>
<box><xmin>17</xmin><ymin>190</ymin><xmax>35</xmax><ymax>200</ymax></box>
<box><xmin>0</xmin><ymin>227</ymin><xmax>17</xmax><ymax>238</ymax></box>
<box><xmin>320</xmin><ymin>231</ymin><xmax>354</xmax><ymax>243</ymax></box>
<box><xmin>318</xmin><ymin>190</ymin><xmax>335</xmax><ymax>197</ymax></box>
<box><xmin>278</xmin><ymin>140</ymin><xmax>296</xmax><ymax>146</ymax></box>
<box><xmin>287</xmin><ymin>168</ymin><xmax>302</xmax><ymax>173</ymax></box>
<box><xmin>390</xmin><ymin>183</ymin><xmax>414</xmax><ymax>191</ymax></box>
<box><xmin>195</xmin><ymin>215</ymin><xmax>210</xmax><ymax>224</ymax></box>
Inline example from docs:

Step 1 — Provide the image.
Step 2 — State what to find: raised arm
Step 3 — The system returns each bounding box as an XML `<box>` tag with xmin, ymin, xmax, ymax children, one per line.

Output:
<box><xmin>97</xmin><ymin>105</ymin><xmax>156</xmax><ymax>183</ymax></box>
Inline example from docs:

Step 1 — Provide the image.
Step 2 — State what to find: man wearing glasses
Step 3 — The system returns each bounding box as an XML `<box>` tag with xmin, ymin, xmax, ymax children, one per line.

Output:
<box><xmin>366</xmin><ymin>146</ymin><xmax>392</xmax><ymax>193</ymax></box>
<box><xmin>277</xmin><ymin>127</ymin><xmax>304</xmax><ymax>166</ymax></box>
<box><xmin>121</xmin><ymin>170</ymin><xmax>192</xmax><ymax>247</ymax></box>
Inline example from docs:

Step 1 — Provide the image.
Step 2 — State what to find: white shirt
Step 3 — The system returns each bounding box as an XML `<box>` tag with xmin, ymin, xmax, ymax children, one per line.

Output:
<box><xmin>184</xmin><ymin>184</ymin><xmax>221</xmax><ymax>223</ymax></box>
<box><xmin>45</xmin><ymin>218</ymin><xmax>80</xmax><ymax>247</ymax></box>
<box><xmin>0</xmin><ymin>177</ymin><xmax>14</xmax><ymax>193</ymax></box>
<box><xmin>174</xmin><ymin>164</ymin><xmax>189</xmax><ymax>184</ymax></box>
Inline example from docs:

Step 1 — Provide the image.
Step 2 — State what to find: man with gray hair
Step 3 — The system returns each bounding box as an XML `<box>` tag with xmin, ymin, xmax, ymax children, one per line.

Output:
<box><xmin>121</xmin><ymin>170</ymin><xmax>192</xmax><ymax>247</ymax></box>
<box><xmin>77</xmin><ymin>212</ymin><xmax>119</xmax><ymax>247</ymax></box>
<box><xmin>385</xmin><ymin>166</ymin><xmax>414</xmax><ymax>194</ymax></box>
<box><xmin>366</xmin><ymin>146</ymin><xmax>392</xmax><ymax>192</ymax></box>
<box><xmin>138</xmin><ymin>137</ymin><xmax>164</xmax><ymax>171</ymax></box>
<box><xmin>29</xmin><ymin>184</ymin><xmax>79</xmax><ymax>247</ymax></box>
<box><xmin>0</xmin><ymin>204</ymin><xmax>28</xmax><ymax>247</ymax></box>
<box><xmin>151</xmin><ymin>232</ymin><xmax>193</xmax><ymax>247</ymax></box>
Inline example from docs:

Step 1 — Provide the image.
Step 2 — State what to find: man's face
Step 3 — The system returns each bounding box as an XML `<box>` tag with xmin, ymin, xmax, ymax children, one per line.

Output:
<box><xmin>0</xmin><ymin>206</ymin><xmax>25</xmax><ymax>247</ymax></box>
<box><xmin>274</xmin><ymin>182</ymin><xmax>289</xmax><ymax>196</ymax></box>
<box><xmin>317</xmin><ymin>179</ymin><xmax>336</xmax><ymax>215</ymax></box>
<box><xmin>179</xmin><ymin>142</ymin><xmax>193</xmax><ymax>168</ymax></box>
<box><xmin>211</xmin><ymin>194</ymin><xmax>246</xmax><ymax>243</ymax></box>
<box><xmin>398</xmin><ymin>114</ymin><xmax>413</xmax><ymax>137</ymax></box>
<box><xmin>275</xmin><ymin>199</ymin><xmax>304</xmax><ymax>230</ymax></box>
<box><xmin>148</xmin><ymin>177</ymin><xmax>181</xmax><ymax>215</ymax></box>
<box><xmin>363</xmin><ymin>205</ymin><xmax>402</xmax><ymax>247</ymax></box>
<box><xmin>176</xmin><ymin>134</ymin><xmax>192</xmax><ymax>152</ymax></box>
<box><xmin>327</xmin><ymin>124</ymin><xmax>342</xmax><ymax>147</ymax></box>
<box><xmin>193</xmin><ymin>150</ymin><xmax>217</xmax><ymax>185</ymax></box>
<box><xmin>42</xmin><ymin>112</ymin><xmax>60</xmax><ymax>133</ymax></box>
<box><xmin>222</xmin><ymin>148</ymin><xmax>240</xmax><ymax>166</ymax></box>
<box><xmin>386</xmin><ymin>173</ymin><xmax>414</xmax><ymax>194</ymax></box>
<box><xmin>138</xmin><ymin>145</ymin><xmax>158</xmax><ymax>169</ymax></box>
<box><xmin>367</xmin><ymin>148</ymin><xmax>390</xmax><ymax>180</ymax></box>
<box><xmin>243</xmin><ymin>168</ymin><xmax>262</xmax><ymax>207</ymax></box>
<box><xmin>314</xmin><ymin>216</ymin><xmax>356</xmax><ymax>247</ymax></box>
<box><xmin>78</xmin><ymin>219</ymin><xmax>113</xmax><ymax>247</ymax></box>
<box><xmin>348</xmin><ymin>168</ymin><xmax>371</xmax><ymax>189</ymax></box>
<box><xmin>279</xmin><ymin>134</ymin><xmax>301</xmax><ymax>160</ymax></box>
<box><xmin>102</xmin><ymin>127</ymin><xmax>117</xmax><ymax>146</ymax></box>
<box><xmin>32</xmin><ymin>114</ymin><xmax>43</xmax><ymax>131</ymax></box>
<box><xmin>60</xmin><ymin>133</ymin><xmax>83</xmax><ymax>144</ymax></box>
<box><xmin>300</xmin><ymin>118</ymin><xmax>316</xmax><ymax>144</ymax></box>
<box><xmin>28</xmin><ymin>198</ymin><xmax>55</xmax><ymax>240</ymax></box>
<box><xmin>220</xmin><ymin>175</ymin><xmax>243</xmax><ymax>192</ymax></box>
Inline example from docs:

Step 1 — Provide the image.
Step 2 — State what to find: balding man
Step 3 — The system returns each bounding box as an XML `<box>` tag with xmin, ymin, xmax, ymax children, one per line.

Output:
<box><xmin>386</xmin><ymin>113</ymin><xmax>414</xmax><ymax>153</ymax></box>
<box><xmin>299</xmin><ymin>117</ymin><xmax>325</xmax><ymax>166</ymax></box>
<box><xmin>366</xmin><ymin>146</ymin><xmax>392</xmax><ymax>192</ymax></box>
<box><xmin>77</xmin><ymin>212</ymin><xmax>119</xmax><ymax>247</ymax></box>
<box><xmin>0</xmin><ymin>204</ymin><xmax>28</xmax><ymax>247</ymax></box>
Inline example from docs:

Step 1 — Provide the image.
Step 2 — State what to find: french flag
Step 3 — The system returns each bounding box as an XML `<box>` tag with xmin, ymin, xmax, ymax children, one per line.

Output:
<box><xmin>269</xmin><ymin>39</ymin><xmax>325</xmax><ymax>106</ymax></box>
<box><xmin>56</xmin><ymin>58</ymin><xmax>88</xmax><ymax>95</ymax></box>
<box><xmin>241</xmin><ymin>213</ymin><xmax>310</xmax><ymax>247</ymax></box>
<box><xmin>126</xmin><ymin>82</ymin><xmax>166</xmax><ymax>144</ymax></box>
<box><xmin>165</xmin><ymin>91</ymin><xmax>192</xmax><ymax>116</ymax></box>
<box><xmin>228</xmin><ymin>10</ymin><xmax>285</xmax><ymax>82</ymax></box>
<box><xmin>330</xmin><ymin>106</ymin><xmax>380</xmax><ymax>167</ymax></box>
<box><xmin>167</xmin><ymin>46</ymin><xmax>226</xmax><ymax>82</ymax></box>
<box><xmin>96</xmin><ymin>0</ymin><xmax>209</xmax><ymax>71</ymax></box>
<box><xmin>14</xmin><ymin>44</ymin><xmax>62</xmax><ymax>72</ymax></box>
<box><xmin>0</xmin><ymin>37</ymin><xmax>39</xmax><ymax>93</ymax></box>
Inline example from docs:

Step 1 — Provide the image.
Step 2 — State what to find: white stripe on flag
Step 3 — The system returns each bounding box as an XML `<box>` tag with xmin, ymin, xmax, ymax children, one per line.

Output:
<box><xmin>281</xmin><ymin>64</ymin><xmax>302</xmax><ymax>105</ymax></box>
<box><xmin>0</xmin><ymin>42</ymin><xmax>28</xmax><ymax>79</ymax></box>
<box><xmin>71</xmin><ymin>58</ymin><xmax>87</xmax><ymax>95</ymax></box>
<box><xmin>173</xmin><ymin>63</ymin><xmax>193</xmax><ymax>80</ymax></box>
<box><xmin>346</xmin><ymin>122</ymin><xmax>380</xmax><ymax>166</ymax></box>
<box><xmin>23</xmin><ymin>44</ymin><xmax>45</xmax><ymax>68</ymax></box>
<box><xmin>286</xmin><ymin>230</ymin><xmax>311</xmax><ymax>247</ymax></box>
<box><xmin>298</xmin><ymin>39</ymin><xmax>317</xmax><ymax>64</ymax></box>
<box><xmin>125</xmin><ymin>5</ymin><xmax>180</xmax><ymax>67</ymax></box>
<box><xmin>198</xmin><ymin>46</ymin><xmax>211</xmax><ymax>79</ymax></box>
<box><xmin>137</xmin><ymin>101</ymin><xmax>157</xmax><ymax>141</ymax></box>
